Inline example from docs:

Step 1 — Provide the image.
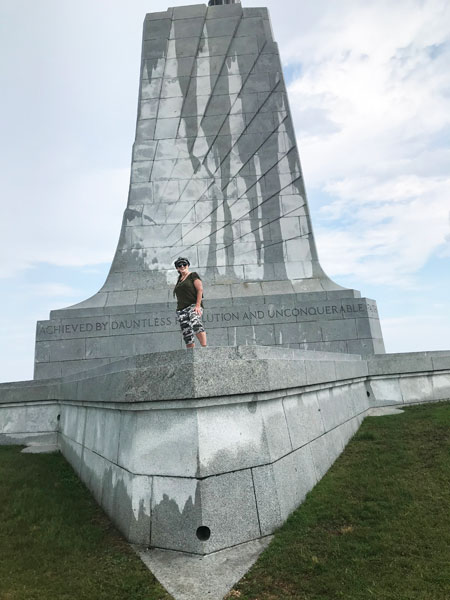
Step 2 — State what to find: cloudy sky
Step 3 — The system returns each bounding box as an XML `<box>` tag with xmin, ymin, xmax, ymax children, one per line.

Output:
<box><xmin>1</xmin><ymin>0</ymin><xmax>449</xmax><ymax>382</ymax></box>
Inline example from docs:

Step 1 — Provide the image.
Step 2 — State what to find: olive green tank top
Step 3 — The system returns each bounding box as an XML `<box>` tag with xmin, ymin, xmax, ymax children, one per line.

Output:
<box><xmin>174</xmin><ymin>272</ymin><xmax>204</xmax><ymax>310</ymax></box>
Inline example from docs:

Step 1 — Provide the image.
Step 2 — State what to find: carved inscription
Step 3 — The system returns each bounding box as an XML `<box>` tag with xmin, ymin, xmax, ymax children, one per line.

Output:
<box><xmin>38</xmin><ymin>302</ymin><xmax>379</xmax><ymax>339</ymax></box>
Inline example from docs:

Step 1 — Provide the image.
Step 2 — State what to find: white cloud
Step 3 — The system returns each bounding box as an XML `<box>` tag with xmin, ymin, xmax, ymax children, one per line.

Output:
<box><xmin>284</xmin><ymin>0</ymin><xmax>450</xmax><ymax>287</ymax></box>
<box><xmin>315</xmin><ymin>175</ymin><xmax>450</xmax><ymax>285</ymax></box>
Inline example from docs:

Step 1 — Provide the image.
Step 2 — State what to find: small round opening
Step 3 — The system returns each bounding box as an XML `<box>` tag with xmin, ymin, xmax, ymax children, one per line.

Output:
<box><xmin>196</xmin><ymin>526</ymin><xmax>211</xmax><ymax>541</ymax></box>
<box><xmin>57</xmin><ymin>414</ymin><xmax>61</xmax><ymax>421</ymax></box>
<box><xmin>366</xmin><ymin>391</ymin><xmax>371</xmax><ymax>398</ymax></box>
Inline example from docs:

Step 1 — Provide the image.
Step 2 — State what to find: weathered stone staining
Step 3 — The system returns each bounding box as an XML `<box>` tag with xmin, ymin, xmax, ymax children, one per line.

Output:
<box><xmin>2</xmin><ymin>347</ymin><xmax>450</xmax><ymax>549</ymax></box>
<box><xmin>34</xmin><ymin>1</ymin><xmax>384</xmax><ymax>379</ymax></box>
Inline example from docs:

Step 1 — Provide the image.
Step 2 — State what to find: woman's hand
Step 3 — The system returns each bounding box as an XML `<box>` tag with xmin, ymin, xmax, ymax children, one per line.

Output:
<box><xmin>193</xmin><ymin>279</ymin><xmax>203</xmax><ymax>315</ymax></box>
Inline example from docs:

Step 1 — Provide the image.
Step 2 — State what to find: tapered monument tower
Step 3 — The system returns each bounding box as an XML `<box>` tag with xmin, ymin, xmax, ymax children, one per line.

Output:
<box><xmin>35</xmin><ymin>1</ymin><xmax>384</xmax><ymax>378</ymax></box>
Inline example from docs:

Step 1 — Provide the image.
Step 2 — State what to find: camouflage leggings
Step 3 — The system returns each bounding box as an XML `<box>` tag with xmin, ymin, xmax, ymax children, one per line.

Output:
<box><xmin>176</xmin><ymin>304</ymin><xmax>206</xmax><ymax>346</ymax></box>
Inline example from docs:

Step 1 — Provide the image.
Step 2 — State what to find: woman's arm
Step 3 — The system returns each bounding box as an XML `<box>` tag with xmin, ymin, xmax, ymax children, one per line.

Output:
<box><xmin>193</xmin><ymin>279</ymin><xmax>203</xmax><ymax>315</ymax></box>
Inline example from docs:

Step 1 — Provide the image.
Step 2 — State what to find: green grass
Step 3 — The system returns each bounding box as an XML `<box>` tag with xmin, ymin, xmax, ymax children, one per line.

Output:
<box><xmin>1</xmin><ymin>403</ymin><xmax>449</xmax><ymax>600</ymax></box>
<box><xmin>228</xmin><ymin>402</ymin><xmax>450</xmax><ymax>600</ymax></box>
<box><xmin>0</xmin><ymin>446</ymin><xmax>173</xmax><ymax>600</ymax></box>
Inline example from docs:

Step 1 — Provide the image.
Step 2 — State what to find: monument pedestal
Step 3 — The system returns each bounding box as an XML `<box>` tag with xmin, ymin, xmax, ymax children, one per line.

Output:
<box><xmin>35</xmin><ymin>288</ymin><xmax>384</xmax><ymax>379</ymax></box>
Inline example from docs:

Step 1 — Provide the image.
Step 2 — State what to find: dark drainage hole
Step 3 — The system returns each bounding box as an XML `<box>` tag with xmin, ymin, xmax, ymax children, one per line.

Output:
<box><xmin>196</xmin><ymin>526</ymin><xmax>211</xmax><ymax>541</ymax></box>
<box><xmin>367</xmin><ymin>391</ymin><xmax>371</xmax><ymax>397</ymax></box>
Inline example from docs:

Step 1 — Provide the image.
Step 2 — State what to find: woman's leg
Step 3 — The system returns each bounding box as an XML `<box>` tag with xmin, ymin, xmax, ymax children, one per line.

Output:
<box><xmin>196</xmin><ymin>331</ymin><xmax>207</xmax><ymax>347</ymax></box>
<box><xmin>178</xmin><ymin>308</ymin><xmax>195</xmax><ymax>348</ymax></box>
<box><xmin>189</xmin><ymin>305</ymin><xmax>207</xmax><ymax>347</ymax></box>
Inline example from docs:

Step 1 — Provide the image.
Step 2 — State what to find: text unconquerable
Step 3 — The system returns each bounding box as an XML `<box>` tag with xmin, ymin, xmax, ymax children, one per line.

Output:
<box><xmin>39</xmin><ymin>303</ymin><xmax>377</xmax><ymax>337</ymax></box>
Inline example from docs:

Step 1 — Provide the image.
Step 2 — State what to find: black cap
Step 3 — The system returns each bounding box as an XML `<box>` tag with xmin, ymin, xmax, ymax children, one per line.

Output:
<box><xmin>208</xmin><ymin>0</ymin><xmax>239</xmax><ymax>6</ymax></box>
<box><xmin>174</xmin><ymin>257</ymin><xmax>190</xmax><ymax>267</ymax></box>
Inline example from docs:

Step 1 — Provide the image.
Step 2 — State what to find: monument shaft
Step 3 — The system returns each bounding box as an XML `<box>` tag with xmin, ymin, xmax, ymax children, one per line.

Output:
<box><xmin>34</xmin><ymin>2</ymin><xmax>385</xmax><ymax>378</ymax></box>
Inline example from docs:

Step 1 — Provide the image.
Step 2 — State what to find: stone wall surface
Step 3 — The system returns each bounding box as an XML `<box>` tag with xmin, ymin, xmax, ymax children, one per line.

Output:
<box><xmin>2</xmin><ymin>347</ymin><xmax>450</xmax><ymax>553</ymax></box>
<box><xmin>33</xmin><ymin>2</ymin><xmax>385</xmax><ymax>376</ymax></box>
<box><xmin>35</xmin><ymin>291</ymin><xmax>384</xmax><ymax>378</ymax></box>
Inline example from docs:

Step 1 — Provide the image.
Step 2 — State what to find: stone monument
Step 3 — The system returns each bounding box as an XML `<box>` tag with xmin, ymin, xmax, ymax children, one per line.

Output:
<box><xmin>34</xmin><ymin>0</ymin><xmax>385</xmax><ymax>379</ymax></box>
<box><xmin>1</xmin><ymin>4</ymin><xmax>449</xmax><ymax>599</ymax></box>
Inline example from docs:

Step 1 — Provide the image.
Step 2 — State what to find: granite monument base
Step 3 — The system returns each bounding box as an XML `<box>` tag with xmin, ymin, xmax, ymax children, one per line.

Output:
<box><xmin>2</xmin><ymin>346</ymin><xmax>449</xmax><ymax>555</ymax></box>
<box><xmin>35</xmin><ymin>288</ymin><xmax>384</xmax><ymax>379</ymax></box>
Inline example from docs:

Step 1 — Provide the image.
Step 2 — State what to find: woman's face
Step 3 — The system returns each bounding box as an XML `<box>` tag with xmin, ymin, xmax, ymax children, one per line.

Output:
<box><xmin>177</xmin><ymin>263</ymin><xmax>189</xmax><ymax>276</ymax></box>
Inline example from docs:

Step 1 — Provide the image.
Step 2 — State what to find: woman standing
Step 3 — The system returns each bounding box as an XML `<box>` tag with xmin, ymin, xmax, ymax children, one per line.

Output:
<box><xmin>173</xmin><ymin>257</ymin><xmax>207</xmax><ymax>349</ymax></box>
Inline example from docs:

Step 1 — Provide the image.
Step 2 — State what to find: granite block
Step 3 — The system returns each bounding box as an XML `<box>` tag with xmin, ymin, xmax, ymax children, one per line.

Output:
<box><xmin>84</xmin><ymin>407</ymin><xmax>121</xmax><ymax>463</ymax></box>
<box><xmin>207</xmin><ymin>3</ymin><xmax>243</xmax><ymax>19</ymax></box>
<box><xmin>243</xmin><ymin>7</ymin><xmax>269</xmax><ymax>18</ymax></box>
<box><xmin>118</xmin><ymin>408</ymin><xmax>199</xmax><ymax>477</ymax></box>
<box><xmin>204</xmin><ymin>16</ymin><xmax>240</xmax><ymax>37</ymax></box>
<box><xmin>321</xmin><ymin>319</ymin><xmax>358</xmax><ymax>342</ymax></box>
<box><xmin>136</xmin><ymin>119</ymin><xmax>156</xmax><ymax>140</ymax></box>
<box><xmin>111</xmin><ymin>466</ymin><xmax>152</xmax><ymax>545</ymax></box>
<box><xmin>23</xmin><ymin>403</ymin><xmax>59</xmax><ymax>433</ymax></box>
<box><xmin>199</xmin><ymin>469</ymin><xmax>260</xmax><ymax>554</ymax></box>
<box><xmin>197</xmin><ymin>402</ymin><xmax>269</xmax><ymax>477</ymax></box>
<box><xmin>305</xmin><ymin>360</ymin><xmax>336</xmax><ymax>386</ymax></box>
<box><xmin>81</xmin><ymin>447</ymin><xmax>107</xmax><ymax>505</ymax></box>
<box><xmin>0</xmin><ymin>405</ymin><xmax>28</xmax><ymax>434</ymax></box>
<box><xmin>142</xmin><ymin>58</ymin><xmax>166</xmax><ymax>80</ymax></box>
<box><xmin>399</xmin><ymin>375</ymin><xmax>434</xmax><ymax>403</ymax></box>
<box><xmin>309</xmin><ymin>432</ymin><xmax>336</xmax><ymax>481</ymax></box>
<box><xmin>259</xmin><ymin>397</ymin><xmax>293</xmax><ymax>458</ymax></box>
<box><xmin>199</xmin><ymin>35</ymin><xmax>231</xmax><ymax>57</ymax></box>
<box><xmin>253</xmin><ymin>444</ymin><xmax>317</xmax><ymax>535</ymax></box>
<box><xmin>155</xmin><ymin>117</ymin><xmax>180</xmax><ymax>139</ymax></box>
<box><xmin>229</xmin><ymin>325</ymin><xmax>275</xmax><ymax>346</ymax></box>
<box><xmin>60</xmin><ymin>404</ymin><xmax>86</xmax><ymax>445</ymax></box>
<box><xmin>317</xmin><ymin>385</ymin><xmax>354</xmax><ymax>432</ymax></box>
<box><xmin>173</xmin><ymin>5</ymin><xmax>207</xmax><ymax>20</ymax></box>
<box><xmin>347</xmin><ymin>338</ymin><xmax>380</xmax><ymax>355</ymax></box>
<box><xmin>151</xmin><ymin>476</ymin><xmax>202</xmax><ymax>552</ymax></box>
<box><xmin>143</xmin><ymin>18</ymin><xmax>171</xmax><ymax>41</ymax></box>
<box><xmin>274</xmin><ymin>322</ymin><xmax>322</xmax><ymax>344</ymax></box>
<box><xmin>60</xmin><ymin>435</ymin><xmax>83</xmax><ymax>476</ymax></box>
<box><xmin>34</xmin><ymin>362</ymin><xmax>63</xmax><ymax>380</ymax></box>
<box><xmin>368</xmin><ymin>354</ymin><xmax>433</xmax><ymax>376</ymax></box>
<box><xmin>143</xmin><ymin>38</ymin><xmax>167</xmax><ymax>59</ymax></box>
<box><xmin>167</xmin><ymin>37</ymin><xmax>199</xmax><ymax>59</ymax></box>
<box><xmin>431</xmin><ymin>354</ymin><xmax>450</xmax><ymax>371</ymax></box>
<box><xmin>368</xmin><ymin>377</ymin><xmax>403</xmax><ymax>404</ymax></box>
<box><xmin>430</xmin><ymin>373</ymin><xmax>450</xmax><ymax>400</ymax></box>
<box><xmin>204</xmin><ymin>328</ymin><xmax>229</xmax><ymax>348</ymax></box>
<box><xmin>86</xmin><ymin>335</ymin><xmax>136</xmax><ymax>359</ymax></box>
<box><xmin>170</xmin><ymin>18</ymin><xmax>205</xmax><ymax>40</ymax></box>
<box><xmin>334</xmin><ymin>359</ymin><xmax>368</xmax><ymax>380</ymax></box>
<box><xmin>145</xmin><ymin>10</ymin><xmax>173</xmax><ymax>22</ymax></box>
<box><xmin>282</xmin><ymin>390</ymin><xmax>325</xmax><ymax>448</ymax></box>
<box><xmin>49</xmin><ymin>339</ymin><xmax>86</xmax><ymax>362</ymax></box>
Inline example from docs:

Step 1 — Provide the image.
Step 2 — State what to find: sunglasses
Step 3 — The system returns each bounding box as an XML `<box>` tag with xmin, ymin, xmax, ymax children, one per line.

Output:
<box><xmin>176</xmin><ymin>263</ymin><xmax>188</xmax><ymax>268</ymax></box>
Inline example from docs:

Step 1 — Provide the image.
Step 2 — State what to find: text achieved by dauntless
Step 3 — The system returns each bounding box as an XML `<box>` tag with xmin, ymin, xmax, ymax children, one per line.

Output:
<box><xmin>38</xmin><ymin>303</ymin><xmax>378</xmax><ymax>338</ymax></box>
